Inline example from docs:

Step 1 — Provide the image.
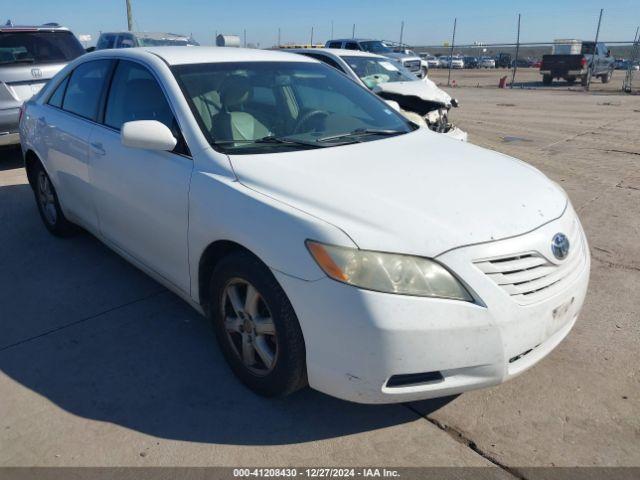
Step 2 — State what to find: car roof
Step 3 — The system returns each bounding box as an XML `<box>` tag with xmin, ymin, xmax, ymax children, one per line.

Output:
<box><xmin>99</xmin><ymin>31</ymin><xmax>192</xmax><ymax>41</ymax></box>
<box><xmin>291</xmin><ymin>48</ymin><xmax>385</xmax><ymax>59</ymax></box>
<box><xmin>0</xmin><ymin>24</ymin><xmax>71</xmax><ymax>32</ymax></box>
<box><xmin>326</xmin><ymin>38</ymin><xmax>378</xmax><ymax>43</ymax></box>
<box><xmin>84</xmin><ymin>46</ymin><xmax>318</xmax><ymax>66</ymax></box>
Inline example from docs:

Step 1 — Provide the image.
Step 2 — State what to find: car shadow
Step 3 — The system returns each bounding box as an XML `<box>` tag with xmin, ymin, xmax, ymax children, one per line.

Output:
<box><xmin>0</xmin><ymin>182</ymin><xmax>456</xmax><ymax>446</ymax></box>
<box><xmin>0</xmin><ymin>146</ymin><xmax>23</xmax><ymax>171</ymax></box>
<box><xmin>511</xmin><ymin>80</ymin><xmax>586</xmax><ymax>90</ymax></box>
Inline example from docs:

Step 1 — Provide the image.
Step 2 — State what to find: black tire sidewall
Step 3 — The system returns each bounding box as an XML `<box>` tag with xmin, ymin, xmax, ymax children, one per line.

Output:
<box><xmin>32</xmin><ymin>162</ymin><xmax>76</xmax><ymax>237</ymax></box>
<box><xmin>209</xmin><ymin>252</ymin><xmax>307</xmax><ymax>397</ymax></box>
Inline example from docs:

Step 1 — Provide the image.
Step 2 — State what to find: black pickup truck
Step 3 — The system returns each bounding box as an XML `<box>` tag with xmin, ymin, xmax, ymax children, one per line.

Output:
<box><xmin>540</xmin><ymin>41</ymin><xmax>615</xmax><ymax>86</ymax></box>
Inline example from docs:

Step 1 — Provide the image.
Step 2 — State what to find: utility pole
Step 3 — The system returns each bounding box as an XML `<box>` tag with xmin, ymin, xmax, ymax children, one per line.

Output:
<box><xmin>277</xmin><ymin>27</ymin><xmax>281</xmax><ymax>47</ymax></box>
<box><xmin>511</xmin><ymin>13</ymin><xmax>521</xmax><ymax>88</ymax></box>
<box><xmin>125</xmin><ymin>0</ymin><xmax>133</xmax><ymax>32</ymax></box>
<box><xmin>331</xmin><ymin>20</ymin><xmax>334</xmax><ymax>39</ymax></box>
<box><xmin>310</xmin><ymin>26</ymin><xmax>314</xmax><ymax>45</ymax></box>
<box><xmin>352</xmin><ymin>23</ymin><xmax>356</xmax><ymax>39</ymax></box>
<box><xmin>243</xmin><ymin>29</ymin><xmax>247</xmax><ymax>48</ymax></box>
<box><xmin>447</xmin><ymin>18</ymin><xmax>457</xmax><ymax>87</ymax></box>
<box><xmin>586</xmin><ymin>9</ymin><xmax>604</xmax><ymax>91</ymax></box>
<box><xmin>399</xmin><ymin>21</ymin><xmax>404</xmax><ymax>45</ymax></box>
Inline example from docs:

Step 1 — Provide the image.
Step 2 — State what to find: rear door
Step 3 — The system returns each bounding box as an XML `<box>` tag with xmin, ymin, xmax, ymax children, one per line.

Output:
<box><xmin>40</xmin><ymin>59</ymin><xmax>114</xmax><ymax>231</ymax></box>
<box><xmin>88</xmin><ymin>59</ymin><xmax>193</xmax><ymax>292</ymax></box>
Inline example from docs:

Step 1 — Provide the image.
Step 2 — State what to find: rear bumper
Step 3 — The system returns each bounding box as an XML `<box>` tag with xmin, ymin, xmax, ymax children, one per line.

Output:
<box><xmin>0</xmin><ymin>107</ymin><xmax>20</xmax><ymax>146</ymax></box>
<box><xmin>540</xmin><ymin>70</ymin><xmax>586</xmax><ymax>77</ymax></box>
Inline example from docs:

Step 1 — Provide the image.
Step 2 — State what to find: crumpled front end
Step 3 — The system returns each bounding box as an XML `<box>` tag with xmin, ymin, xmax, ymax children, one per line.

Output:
<box><xmin>374</xmin><ymin>79</ymin><xmax>467</xmax><ymax>141</ymax></box>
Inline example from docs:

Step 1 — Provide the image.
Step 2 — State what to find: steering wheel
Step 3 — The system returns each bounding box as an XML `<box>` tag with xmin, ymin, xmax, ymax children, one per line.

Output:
<box><xmin>293</xmin><ymin>110</ymin><xmax>329</xmax><ymax>134</ymax></box>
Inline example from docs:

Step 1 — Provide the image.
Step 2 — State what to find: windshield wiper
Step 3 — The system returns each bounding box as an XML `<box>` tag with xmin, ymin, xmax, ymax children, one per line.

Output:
<box><xmin>316</xmin><ymin>128</ymin><xmax>406</xmax><ymax>143</ymax></box>
<box><xmin>214</xmin><ymin>135</ymin><xmax>325</xmax><ymax>149</ymax></box>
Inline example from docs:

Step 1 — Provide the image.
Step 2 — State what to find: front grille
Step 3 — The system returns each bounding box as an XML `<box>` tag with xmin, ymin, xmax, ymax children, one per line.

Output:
<box><xmin>473</xmin><ymin>220</ymin><xmax>586</xmax><ymax>305</ymax></box>
<box><xmin>404</xmin><ymin>60</ymin><xmax>421</xmax><ymax>71</ymax></box>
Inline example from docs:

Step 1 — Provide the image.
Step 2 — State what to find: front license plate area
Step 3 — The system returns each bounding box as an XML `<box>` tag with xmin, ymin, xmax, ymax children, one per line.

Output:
<box><xmin>547</xmin><ymin>296</ymin><xmax>575</xmax><ymax>337</ymax></box>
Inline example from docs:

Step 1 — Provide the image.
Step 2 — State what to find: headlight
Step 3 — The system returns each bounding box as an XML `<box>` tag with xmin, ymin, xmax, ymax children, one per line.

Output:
<box><xmin>306</xmin><ymin>241</ymin><xmax>473</xmax><ymax>301</ymax></box>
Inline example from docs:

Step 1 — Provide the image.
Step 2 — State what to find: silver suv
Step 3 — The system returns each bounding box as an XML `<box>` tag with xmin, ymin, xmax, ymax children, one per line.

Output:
<box><xmin>1</xmin><ymin>22</ymin><xmax>84</xmax><ymax>146</ymax></box>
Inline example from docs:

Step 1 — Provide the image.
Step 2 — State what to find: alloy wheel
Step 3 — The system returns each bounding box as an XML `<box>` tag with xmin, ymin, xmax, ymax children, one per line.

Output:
<box><xmin>37</xmin><ymin>171</ymin><xmax>57</xmax><ymax>225</ymax></box>
<box><xmin>221</xmin><ymin>278</ymin><xmax>278</xmax><ymax>376</ymax></box>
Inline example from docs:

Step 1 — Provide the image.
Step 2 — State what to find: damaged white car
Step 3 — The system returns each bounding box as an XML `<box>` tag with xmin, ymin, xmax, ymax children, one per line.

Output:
<box><xmin>292</xmin><ymin>48</ymin><xmax>467</xmax><ymax>141</ymax></box>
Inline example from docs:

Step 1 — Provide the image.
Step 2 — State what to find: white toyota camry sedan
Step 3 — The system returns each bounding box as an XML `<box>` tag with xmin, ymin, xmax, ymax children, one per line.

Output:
<box><xmin>19</xmin><ymin>47</ymin><xmax>590</xmax><ymax>403</ymax></box>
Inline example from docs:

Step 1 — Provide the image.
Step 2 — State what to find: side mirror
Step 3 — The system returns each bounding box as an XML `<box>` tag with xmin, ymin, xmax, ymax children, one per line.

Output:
<box><xmin>607</xmin><ymin>49</ymin><xmax>611</xmax><ymax>57</ymax></box>
<box><xmin>451</xmin><ymin>98</ymin><xmax>460</xmax><ymax>108</ymax></box>
<box><xmin>121</xmin><ymin>120</ymin><xmax>177</xmax><ymax>151</ymax></box>
<box><xmin>85</xmin><ymin>46</ymin><xmax>95</xmax><ymax>53</ymax></box>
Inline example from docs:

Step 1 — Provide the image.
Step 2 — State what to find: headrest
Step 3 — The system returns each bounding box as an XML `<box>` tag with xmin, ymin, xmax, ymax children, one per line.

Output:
<box><xmin>220</xmin><ymin>76</ymin><xmax>251</xmax><ymax>109</ymax></box>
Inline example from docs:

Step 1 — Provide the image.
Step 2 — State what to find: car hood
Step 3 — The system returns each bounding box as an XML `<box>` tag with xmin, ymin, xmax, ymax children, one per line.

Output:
<box><xmin>373</xmin><ymin>79</ymin><xmax>452</xmax><ymax>110</ymax></box>
<box><xmin>229</xmin><ymin>129</ymin><xmax>567</xmax><ymax>257</ymax></box>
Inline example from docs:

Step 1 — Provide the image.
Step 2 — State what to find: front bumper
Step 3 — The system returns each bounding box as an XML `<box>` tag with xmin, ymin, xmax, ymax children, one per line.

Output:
<box><xmin>0</xmin><ymin>107</ymin><xmax>20</xmax><ymax>146</ymax></box>
<box><xmin>275</xmin><ymin>207</ymin><xmax>590</xmax><ymax>404</ymax></box>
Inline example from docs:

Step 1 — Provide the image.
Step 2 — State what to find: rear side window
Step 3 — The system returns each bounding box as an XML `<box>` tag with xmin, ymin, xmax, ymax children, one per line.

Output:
<box><xmin>327</xmin><ymin>41</ymin><xmax>342</xmax><ymax>49</ymax></box>
<box><xmin>47</xmin><ymin>75</ymin><xmax>70</xmax><ymax>108</ymax></box>
<box><xmin>345</xmin><ymin>42</ymin><xmax>359</xmax><ymax>50</ymax></box>
<box><xmin>0</xmin><ymin>31</ymin><xmax>84</xmax><ymax>66</ymax></box>
<box><xmin>62</xmin><ymin>60</ymin><xmax>112</xmax><ymax>121</ymax></box>
<box><xmin>104</xmin><ymin>60</ymin><xmax>175</xmax><ymax>131</ymax></box>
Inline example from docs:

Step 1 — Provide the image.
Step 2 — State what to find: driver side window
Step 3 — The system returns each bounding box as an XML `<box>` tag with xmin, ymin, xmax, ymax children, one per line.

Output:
<box><xmin>104</xmin><ymin>60</ymin><xmax>189</xmax><ymax>155</ymax></box>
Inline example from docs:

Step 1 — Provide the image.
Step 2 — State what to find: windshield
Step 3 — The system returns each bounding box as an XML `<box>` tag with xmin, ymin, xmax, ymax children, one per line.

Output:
<box><xmin>359</xmin><ymin>41</ymin><xmax>392</xmax><ymax>54</ymax></box>
<box><xmin>0</xmin><ymin>31</ymin><xmax>84</xmax><ymax>66</ymax></box>
<box><xmin>173</xmin><ymin>61</ymin><xmax>413</xmax><ymax>154</ymax></box>
<box><xmin>343</xmin><ymin>56</ymin><xmax>416</xmax><ymax>88</ymax></box>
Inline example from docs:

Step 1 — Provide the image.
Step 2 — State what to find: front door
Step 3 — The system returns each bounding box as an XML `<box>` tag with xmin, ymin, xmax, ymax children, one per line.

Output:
<box><xmin>89</xmin><ymin>60</ymin><xmax>193</xmax><ymax>293</ymax></box>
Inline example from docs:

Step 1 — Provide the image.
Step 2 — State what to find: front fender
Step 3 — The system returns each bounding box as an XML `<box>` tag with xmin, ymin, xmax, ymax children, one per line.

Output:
<box><xmin>188</xmin><ymin>170</ymin><xmax>355</xmax><ymax>302</ymax></box>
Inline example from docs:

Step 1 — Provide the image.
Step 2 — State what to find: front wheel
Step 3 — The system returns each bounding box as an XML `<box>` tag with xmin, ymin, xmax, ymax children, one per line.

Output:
<box><xmin>421</xmin><ymin>66</ymin><xmax>428</xmax><ymax>78</ymax></box>
<box><xmin>542</xmin><ymin>74</ymin><xmax>553</xmax><ymax>86</ymax></box>
<box><xmin>601</xmin><ymin>70</ymin><xmax>613</xmax><ymax>83</ymax></box>
<box><xmin>209</xmin><ymin>252</ymin><xmax>307</xmax><ymax>397</ymax></box>
<box><xmin>32</xmin><ymin>161</ymin><xmax>77</xmax><ymax>237</ymax></box>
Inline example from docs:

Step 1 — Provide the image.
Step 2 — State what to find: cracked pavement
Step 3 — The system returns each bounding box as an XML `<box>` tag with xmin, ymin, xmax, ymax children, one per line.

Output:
<box><xmin>0</xmin><ymin>84</ymin><xmax>638</xmax><ymax>474</ymax></box>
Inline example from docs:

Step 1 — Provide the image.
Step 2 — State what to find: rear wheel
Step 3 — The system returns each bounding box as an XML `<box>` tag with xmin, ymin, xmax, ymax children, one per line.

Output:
<box><xmin>566</xmin><ymin>76</ymin><xmax>576</xmax><ymax>85</ymax></box>
<box><xmin>542</xmin><ymin>75</ymin><xmax>553</xmax><ymax>86</ymax></box>
<box><xmin>581</xmin><ymin>74</ymin><xmax>589</xmax><ymax>86</ymax></box>
<box><xmin>601</xmin><ymin>70</ymin><xmax>612</xmax><ymax>83</ymax></box>
<box><xmin>32</xmin><ymin>161</ymin><xmax>77</xmax><ymax>237</ymax></box>
<box><xmin>209</xmin><ymin>252</ymin><xmax>307</xmax><ymax>397</ymax></box>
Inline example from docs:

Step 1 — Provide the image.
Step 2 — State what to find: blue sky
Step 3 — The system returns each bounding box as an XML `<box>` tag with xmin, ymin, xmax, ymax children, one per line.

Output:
<box><xmin>5</xmin><ymin>0</ymin><xmax>639</xmax><ymax>47</ymax></box>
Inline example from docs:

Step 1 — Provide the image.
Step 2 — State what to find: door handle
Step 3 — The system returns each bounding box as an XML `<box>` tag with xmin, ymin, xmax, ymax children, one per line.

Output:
<box><xmin>90</xmin><ymin>142</ymin><xmax>106</xmax><ymax>156</ymax></box>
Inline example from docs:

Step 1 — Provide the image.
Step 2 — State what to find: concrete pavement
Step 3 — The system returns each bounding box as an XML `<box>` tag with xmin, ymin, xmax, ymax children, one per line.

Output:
<box><xmin>0</xmin><ymin>84</ymin><xmax>638</xmax><ymax>473</ymax></box>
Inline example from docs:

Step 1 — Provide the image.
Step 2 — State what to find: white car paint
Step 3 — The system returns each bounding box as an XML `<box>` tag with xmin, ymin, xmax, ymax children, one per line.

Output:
<box><xmin>20</xmin><ymin>47</ymin><xmax>590</xmax><ymax>403</ymax></box>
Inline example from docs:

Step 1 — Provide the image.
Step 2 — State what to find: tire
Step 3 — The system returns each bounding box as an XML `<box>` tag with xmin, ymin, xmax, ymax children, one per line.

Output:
<box><xmin>542</xmin><ymin>75</ymin><xmax>553</xmax><ymax>86</ymax></box>
<box><xmin>32</xmin><ymin>161</ymin><xmax>77</xmax><ymax>237</ymax></box>
<box><xmin>566</xmin><ymin>76</ymin><xmax>576</xmax><ymax>85</ymax></box>
<box><xmin>421</xmin><ymin>66</ymin><xmax>428</xmax><ymax>78</ymax></box>
<box><xmin>581</xmin><ymin>74</ymin><xmax>589</xmax><ymax>86</ymax></box>
<box><xmin>209</xmin><ymin>251</ymin><xmax>307</xmax><ymax>397</ymax></box>
<box><xmin>601</xmin><ymin>70</ymin><xmax>612</xmax><ymax>83</ymax></box>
